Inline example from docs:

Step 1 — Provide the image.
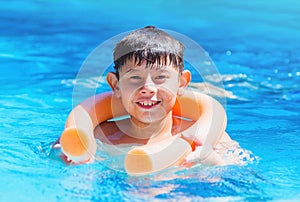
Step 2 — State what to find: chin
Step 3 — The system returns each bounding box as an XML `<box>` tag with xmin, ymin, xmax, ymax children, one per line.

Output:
<box><xmin>133</xmin><ymin>115</ymin><xmax>165</xmax><ymax>125</ymax></box>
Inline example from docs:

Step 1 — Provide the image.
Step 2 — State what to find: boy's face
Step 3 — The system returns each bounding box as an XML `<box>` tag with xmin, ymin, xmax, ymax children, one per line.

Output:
<box><xmin>108</xmin><ymin>59</ymin><xmax>190</xmax><ymax>124</ymax></box>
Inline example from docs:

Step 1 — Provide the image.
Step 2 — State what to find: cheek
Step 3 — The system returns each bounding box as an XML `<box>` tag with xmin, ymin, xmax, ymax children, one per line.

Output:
<box><xmin>161</xmin><ymin>84</ymin><xmax>180</xmax><ymax>100</ymax></box>
<box><xmin>168</xmin><ymin>96</ymin><xmax>177</xmax><ymax>106</ymax></box>
<box><xmin>161</xmin><ymin>89</ymin><xmax>177</xmax><ymax>108</ymax></box>
<box><xmin>165</xmin><ymin>79</ymin><xmax>180</xmax><ymax>93</ymax></box>
<box><xmin>120</xmin><ymin>82</ymin><xmax>142</xmax><ymax>95</ymax></box>
<box><xmin>120</xmin><ymin>87</ymin><xmax>141</xmax><ymax>114</ymax></box>
<box><xmin>164</xmin><ymin>92</ymin><xmax>176</xmax><ymax>101</ymax></box>
<box><xmin>120</xmin><ymin>91</ymin><xmax>133</xmax><ymax>111</ymax></box>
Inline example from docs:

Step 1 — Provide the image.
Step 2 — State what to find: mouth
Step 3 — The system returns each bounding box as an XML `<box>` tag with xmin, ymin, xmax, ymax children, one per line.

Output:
<box><xmin>136</xmin><ymin>100</ymin><xmax>161</xmax><ymax>108</ymax></box>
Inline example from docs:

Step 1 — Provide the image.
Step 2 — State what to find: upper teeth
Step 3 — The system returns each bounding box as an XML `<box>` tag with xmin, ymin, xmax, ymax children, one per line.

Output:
<box><xmin>139</xmin><ymin>101</ymin><xmax>157</xmax><ymax>106</ymax></box>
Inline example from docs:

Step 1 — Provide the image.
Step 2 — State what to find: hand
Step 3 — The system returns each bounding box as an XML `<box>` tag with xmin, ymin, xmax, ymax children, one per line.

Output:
<box><xmin>184</xmin><ymin>143</ymin><xmax>225</xmax><ymax>166</ymax></box>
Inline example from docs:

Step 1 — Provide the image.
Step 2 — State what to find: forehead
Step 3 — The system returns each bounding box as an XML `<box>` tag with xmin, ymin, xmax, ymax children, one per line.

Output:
<box><xmin>120</xmin><ymin>58</ymin><xmax>176</xmax><ymax>73</ymax></box>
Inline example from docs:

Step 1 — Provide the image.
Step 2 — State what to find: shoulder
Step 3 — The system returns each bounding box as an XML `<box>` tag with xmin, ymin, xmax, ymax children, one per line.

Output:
<box><xmin>94</xmin><ymin>119</ymin><xmax>147</xmax><ymax>145</ymax></box>
<box><xmin>171</xmin><ymin>116</ymin><xmax>195</xmax><ymax>135</ymax></box>
<box><xmin>94</xmin><ymin>121</ymin><xmax>121</xmax><ymax>144</ymax></box>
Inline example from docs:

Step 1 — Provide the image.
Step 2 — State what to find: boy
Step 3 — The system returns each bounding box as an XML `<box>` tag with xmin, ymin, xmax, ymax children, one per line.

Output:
<box><xmin>57</xmin><ymin>26</ymin><xmax>241</xmax><ymax>170</ymax></box>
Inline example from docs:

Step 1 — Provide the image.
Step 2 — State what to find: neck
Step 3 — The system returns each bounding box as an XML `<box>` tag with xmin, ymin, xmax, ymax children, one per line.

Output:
<box><xmin>126</xmin><ymin>111</ymin><xmax>173</xmax><ymax>143</ymax></box>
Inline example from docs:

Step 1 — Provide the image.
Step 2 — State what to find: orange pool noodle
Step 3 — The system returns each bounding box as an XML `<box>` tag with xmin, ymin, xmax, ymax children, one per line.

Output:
<box><xmin>60</xmin><ymin>90</ymin><xmax>227</xmax><ymax>174</ymax></box>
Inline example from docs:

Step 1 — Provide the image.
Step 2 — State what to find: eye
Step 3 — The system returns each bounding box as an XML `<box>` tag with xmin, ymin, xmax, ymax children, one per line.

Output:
<box><xmin>128</xmin><ymin>75</ymin><xmax>143</xmax><ymax>84</ymax></box>
<box><xmin>155</xmin><ymin>75</ymin><xmax>167</xmax><ymax>79</ymax></box>
<box><xmin>155</xmin><ymin>74</ymin><xmax>169</xmax><ymax>81</ymax></box>
<box><xmin>153</xmin><ymin>74</ymin><xmax>169</xmax><ymax>84</ymax></box>
<box><xmin>130</xmin><ymin>75</ymin><xmax>142</xmax><ymax>80</ymax></box>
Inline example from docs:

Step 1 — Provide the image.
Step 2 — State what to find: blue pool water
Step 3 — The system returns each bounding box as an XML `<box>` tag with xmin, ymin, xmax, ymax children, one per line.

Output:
<box><xmin>1</xmin><ymin>0</ymin><xmax>300</xmax><ymax>201</ymax></box>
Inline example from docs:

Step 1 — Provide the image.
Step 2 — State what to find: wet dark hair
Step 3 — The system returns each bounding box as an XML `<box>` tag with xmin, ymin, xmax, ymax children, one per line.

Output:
<box><xmin>113</xmin><ymin>26</ymin><xmax>184</xmax><ymax>79</ymax></box>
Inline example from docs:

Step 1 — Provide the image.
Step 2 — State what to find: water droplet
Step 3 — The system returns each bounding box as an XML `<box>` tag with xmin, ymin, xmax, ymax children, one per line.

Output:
<box><xmin>226</xmin><ymin>50</ymin><xmax>232</xmax><ymax>56</ymax></box>
<box><xmin>204</xmin><ymin>61</ymin><xmax>212</xmax><ymax>66</ymax></box>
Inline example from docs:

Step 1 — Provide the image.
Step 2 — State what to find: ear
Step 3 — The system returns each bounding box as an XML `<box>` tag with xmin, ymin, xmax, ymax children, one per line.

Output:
<box><xmin>178</xmin><ymin>70</ymin><xmax>191</xmax><ymax>96</ymax></box>
<box><xmin>106</xmin><ymin>72</ymin><xmax>121</xmax><ymax>98</ymax></box>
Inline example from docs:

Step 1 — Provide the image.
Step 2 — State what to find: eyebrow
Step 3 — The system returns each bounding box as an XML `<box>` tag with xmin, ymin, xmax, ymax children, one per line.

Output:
<box><xmin>156</xmin><ymin>68</ymin><xmax>168</xmax><ymax>72</ymax></box>
<box><xmin>124</xmin><ymin>68</ymin><xmax>135</xmax><ymax>74</ymax></box>
<box><xmin>124</xmin><ymin>67</ymin><xmax>169</xmax><ymax>75</ymax></box>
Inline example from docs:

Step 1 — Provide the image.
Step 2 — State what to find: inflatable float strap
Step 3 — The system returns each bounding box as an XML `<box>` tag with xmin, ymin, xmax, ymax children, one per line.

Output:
<box><xmin>60</xmin><ymin>90</ymin><xmax>227</xmax><ymax>175</ymax></box>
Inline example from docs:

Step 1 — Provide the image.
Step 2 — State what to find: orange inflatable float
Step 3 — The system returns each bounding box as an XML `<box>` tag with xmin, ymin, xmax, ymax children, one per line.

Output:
<box><xmin>59</xmin><ymin>90</ymin><xmax>227</xmax><ymax>175</ymax></box>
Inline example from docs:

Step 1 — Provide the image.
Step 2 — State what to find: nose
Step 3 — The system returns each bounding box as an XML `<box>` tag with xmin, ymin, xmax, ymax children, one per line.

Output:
<box><xmin>139</xmin><ymin>75</ymin><xmax>157</xmax><ymax>96</ymax></box>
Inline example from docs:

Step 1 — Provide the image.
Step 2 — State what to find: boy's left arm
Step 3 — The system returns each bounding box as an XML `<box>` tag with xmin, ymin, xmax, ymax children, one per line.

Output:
<box><xmin>184</xmin><ymin>131</ymin><xmax>238</xmax><ymax>165</ymax></box>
